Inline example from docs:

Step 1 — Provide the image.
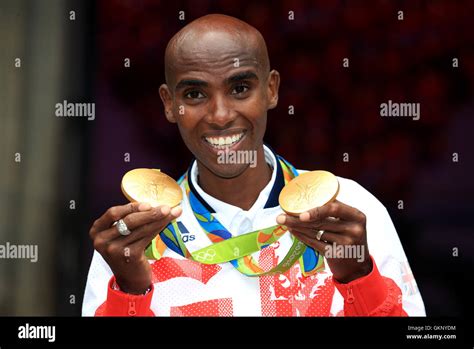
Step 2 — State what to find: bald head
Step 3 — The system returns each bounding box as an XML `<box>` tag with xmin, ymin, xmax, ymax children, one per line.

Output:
<box><xmin>164</xmin><ymin>14</ymin><xmax>270</xmax><ymax>86</ymax></box>
<box><xmin>158</xmin><ymin>14</ymin><xmax>281</xmax><ymax>180</ymax></box>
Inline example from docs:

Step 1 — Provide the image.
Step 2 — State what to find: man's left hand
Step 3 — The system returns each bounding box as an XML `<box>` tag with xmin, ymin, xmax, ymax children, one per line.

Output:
<box><xmin>276</xmin><ymin>200</ymin><xmax>373</xmax><ymax>283</ymax></box>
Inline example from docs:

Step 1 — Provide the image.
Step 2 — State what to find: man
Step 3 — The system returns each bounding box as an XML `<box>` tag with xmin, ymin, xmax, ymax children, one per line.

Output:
<box><xmin>83</xmin><ymin>14</ymin><xmax>425</xmax><ymax>316</ymax></box>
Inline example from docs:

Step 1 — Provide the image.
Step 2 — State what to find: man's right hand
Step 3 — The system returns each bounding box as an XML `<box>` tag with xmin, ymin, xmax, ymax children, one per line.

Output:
<box><xmin>89</xmin><ymin>202</ymin><xmax>182</xmax><ymax>294</ymax></box>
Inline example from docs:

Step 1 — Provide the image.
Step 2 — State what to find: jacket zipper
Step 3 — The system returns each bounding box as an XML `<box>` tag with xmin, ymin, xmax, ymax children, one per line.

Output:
<box><xmin>128</xmin><ymin>301</ymin><xmax>137</xmax><ymax>316</ymax></box>
<box><xmin>346</xmin><ymin>286</ymin><xmax>355</xmax><ymax>303</ymax></box>
<box><xmin>346</xmin><ymin>285</ymin><xmax>366</xmax><ymax>315</ymax></box>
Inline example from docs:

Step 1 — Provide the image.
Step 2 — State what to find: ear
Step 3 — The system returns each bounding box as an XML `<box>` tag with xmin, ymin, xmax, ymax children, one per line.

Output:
<box><xmin>159</xmin><ymin>84</ymin><xmax>177</xmax><ymax>123</ymax></box>
<box><xmin>267</xmin><ymin>70</ymin><xmax>280</xmax><ymax>110</ymax></box>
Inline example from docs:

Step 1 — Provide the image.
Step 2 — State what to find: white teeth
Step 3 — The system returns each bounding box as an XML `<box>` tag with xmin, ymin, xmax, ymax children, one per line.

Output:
<box><xmin>204</xmin><ymin>132</ymin><xmax>244</xmax><ymax>149</ymax></box>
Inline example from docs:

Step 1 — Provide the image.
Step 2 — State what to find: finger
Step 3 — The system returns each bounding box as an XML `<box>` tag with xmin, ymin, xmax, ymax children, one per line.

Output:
<box><xmin>290</xmin><ymin>230</ymin><xmax>329</xmax><ymax>255</ymax></box>
<box><xmin>288</xmin><ymin>226</ymin><xmax>351</xmax><ymax>245</ymax></box>
<box><xmin>305</xmin><ymin>220</ymin><xmax>357</xmax><ymax>238</ymax></box>
<box><xmin>91</xmin><ymin>202</ymin><xmax>151</xmax><ymax>235</ymax></box>
<box><xmin>299</xmin><ymin>200</ymin><xmax>366</xmax><ymax>223</ymax></box>
<box><xmin>119</xmin><ymin>208</ymin><xmax>182</xmax><ymax>246</ymax></box>
<box><xmin>121</xmin><ymin>209</ymin><xmax>179</xmax><ymax>248</ymax></box>
<box><xmin>277</xmin><ymin>214</ymin><xmax>313</xmax><ymax>229</ymax></box>
<box><xmin>277</xmin><ymin>214</ymin><xmax>342</xmax><ymax>231</ymax></box>
<box><xmin>111</xmin><ymin>218</ymin><xmax>171</xmax><ymax>254</ymax></box>
<box><xmin>124</xmin><ymin>205</ymin><xmax>171</xmax><ymax>230</ymax></box>
<box><xmin>101</xmin><ymin>205</ymin><xmax>172</xmax><ymax>240</ymax></box>
<box><xmin>103</xmin><ymin>207</ymin><xmax>183</xmax><ymax>257</ymax></box>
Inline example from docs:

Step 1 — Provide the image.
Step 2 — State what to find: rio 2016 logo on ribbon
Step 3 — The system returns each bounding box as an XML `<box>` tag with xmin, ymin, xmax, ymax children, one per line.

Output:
<box><xmin>194</xmin><ymin>249</ymin><xmax>217</xmax><ymax>262</ymax></box>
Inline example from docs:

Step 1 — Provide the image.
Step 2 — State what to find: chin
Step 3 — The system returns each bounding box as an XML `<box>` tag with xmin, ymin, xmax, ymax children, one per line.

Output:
<box><xmin>204</xmin><ymin>162</ymin><xmax>250</xmax><ymax>179</ymax></box>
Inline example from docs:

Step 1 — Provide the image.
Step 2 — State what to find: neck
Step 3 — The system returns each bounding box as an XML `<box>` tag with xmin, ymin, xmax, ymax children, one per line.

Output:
<box><xmin>196</xmin><ymin>147</ymin><xmax>272</xmax><ymax>210</ymax></box>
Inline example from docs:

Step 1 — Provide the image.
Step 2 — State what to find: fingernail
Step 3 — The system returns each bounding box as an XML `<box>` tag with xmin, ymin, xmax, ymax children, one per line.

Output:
<box><xmin>160</xmin><ymin>205</ymin><xmax>171</xmax><ymax>216</ymax></box>
<box><xmin>300</xmin><ymin>212</ymin><xmax>310</xmax><ymax>222</ymax></box>
<box><xmin>170</xmin><ymin>206</ymin><xmax>182</xmax><ymax>217</ymax></box>
<box><xmin>276</xmin><ymin>215</ymin><xmax>286</xmax><ymax>224</ymax></box>
<box><xmin>138</xmin><ymin>202</ymin><xmax>152</xmax><ymax>211</ymax></box>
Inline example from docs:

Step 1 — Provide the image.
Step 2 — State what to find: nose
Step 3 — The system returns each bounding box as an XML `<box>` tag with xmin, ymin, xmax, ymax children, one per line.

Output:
<box><xmin>205</xmin><ymin>93</ymin><xmax>236</xmax><ymax>128</ymax></box>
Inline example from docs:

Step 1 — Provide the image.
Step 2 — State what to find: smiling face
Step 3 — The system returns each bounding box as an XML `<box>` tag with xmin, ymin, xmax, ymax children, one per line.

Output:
<box><xmin>159</xmin><ymin>15</ymin><xmax>280</xmax><ymax>179</ymax></box>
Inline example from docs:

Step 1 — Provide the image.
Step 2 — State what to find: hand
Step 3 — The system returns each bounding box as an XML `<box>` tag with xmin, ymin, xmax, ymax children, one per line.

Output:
<box><xmin>89</xmin><ymin>202</ymin><xmax>182</xmax><ymax>294</ymax></box>
<box><xmin>276</xmin><ymin>200</ymin><xmax>372</xmax><ymax>283</ymax></box>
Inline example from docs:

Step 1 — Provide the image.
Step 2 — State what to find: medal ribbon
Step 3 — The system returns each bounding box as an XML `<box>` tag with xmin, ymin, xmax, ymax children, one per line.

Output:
<box><xmin>145</xmin><ymin>155</ymin><xmax>324</xmax><ymax>276</ymax></box>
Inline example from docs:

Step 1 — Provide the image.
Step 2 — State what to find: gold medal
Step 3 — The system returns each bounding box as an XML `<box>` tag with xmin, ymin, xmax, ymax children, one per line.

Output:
<box><xmin>121</xmin><ymin>168</ymin><xmax>183</xmax><ymax>208</ymax></box>
<box><xmin>279</xmin><ymin>170</ymin><xmax>339</xmax><ymax>215</ymax></box>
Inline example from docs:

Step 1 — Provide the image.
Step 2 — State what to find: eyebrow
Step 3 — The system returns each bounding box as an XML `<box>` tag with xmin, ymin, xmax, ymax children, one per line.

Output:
<box><xmin>175</xmin><ymin>71</ymin><xmax>259</xmax><ymax>91</ymax></box>
<box><xmin>175</xmin><ymin>79</ymin><xmax>208</xmax><ymax>90</ymax></box>
<box><xmin>226</xmin><ymin>71</ymin><xmax>259</xmax><ymax>84</ymax></box>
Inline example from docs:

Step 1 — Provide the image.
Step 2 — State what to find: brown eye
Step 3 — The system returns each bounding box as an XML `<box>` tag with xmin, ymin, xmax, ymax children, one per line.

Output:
<box><xmin>185</xmin><ymin>90</ymin><xmax>205</xmax><ymax>99</ymax></box>
<box><xmin>232</xmin><ymin>84</ymin><xmax>249</xmax><ymax>95</ymax></box>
